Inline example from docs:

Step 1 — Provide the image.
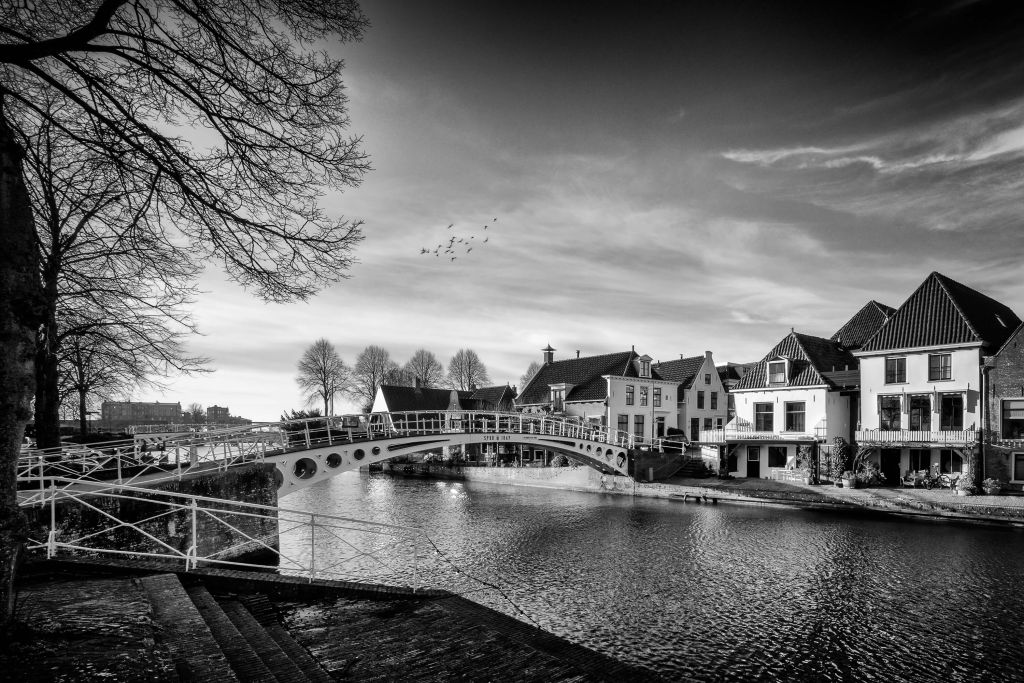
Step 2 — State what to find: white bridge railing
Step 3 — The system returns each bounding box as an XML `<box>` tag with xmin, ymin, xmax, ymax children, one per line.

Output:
<box><xmin>19</xmin><ymin>410</ymin><xmax>670</xmax><ymax>497</ymax></box>
<box><xmin>27</xmin><ymin>478</ymin><xmax>429</xmax><ymax>590</ymax></box>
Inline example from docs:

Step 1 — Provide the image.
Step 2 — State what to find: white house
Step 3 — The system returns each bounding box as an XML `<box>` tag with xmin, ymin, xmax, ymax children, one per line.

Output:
<box><xmin>853</xmin><ymin>272</ymin><xmax>1021</xmax><ymax>484</ymax></box>
<box><xmin>652</xmin><ymin>351</ymin><xmax>728</xmax><ymax>440</ymax></box>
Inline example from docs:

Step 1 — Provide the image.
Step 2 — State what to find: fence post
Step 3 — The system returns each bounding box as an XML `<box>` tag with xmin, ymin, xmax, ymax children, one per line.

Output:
<box><xmin>38</xmin><ymin>455</ymin><xmax>45</xmax><ymax>502</ymax></box>
<box><xmin>187</xmin><ymin>499</ymin><xmax>198</xmax><ymax>571</ymax></box>
<box><xmin>413</xmin><ymin>534</ymin><xmax>420</xmax><ymax>593</ymax></box>
<box><xmin>309</xmin><ymin>514</ymin><xmax>316</xmax><ymax>583</ymax></box>
<box><xmin>304</xmin><ymin>422</ymin><xmax>311</xmax><ymax>449</ymax></box>
<box><xmin>116</xmin><ymin>449</ymin><xmax>123</xmax><ymax>485</ymax></box>
<box><xmin>46</xmin><ymin>482</ymin><xmax>57</xmax><ymax>558</ymax></box>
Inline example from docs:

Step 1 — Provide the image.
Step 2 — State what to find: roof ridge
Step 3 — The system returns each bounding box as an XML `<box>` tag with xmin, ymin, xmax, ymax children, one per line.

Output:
<box><xmin>993</xmin><ymin>321</ymin><xmax>1024</xmax><ymax>357</ymax></box>
<box><xmin>932</xmin><ymin>272</ymin><xmax>982</xmax><ymax>342</ymax></box>
<box><xmin>789</xmin><ymin>332</ymin><xmax>827</xmax><ymax>384</ymax></box>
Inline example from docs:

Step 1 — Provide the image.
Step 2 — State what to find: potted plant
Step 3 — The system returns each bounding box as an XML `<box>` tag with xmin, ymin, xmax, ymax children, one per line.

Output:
<box><xmin>981</xmin><ymin>478</ymin><xmax>1003</xmax><ymax>495</ymax></box>
<box><xmin>956</xmin><ymin>470</ymin><xmax>976</xmax><ymax>496</ymax></box>
<box><xmin>841</xmin><ymin>470</ymin><xmax>858</xmax><ymax>489</ymax></box>
<box><xmin>856</xmin><ymin>462</ymin><xmax>884</xmax><ymax>488</ymax></box>
<box><xmin>829</xmin><ymin>437</ymin><xmax>850</xmax><ymax>487</ymax></box>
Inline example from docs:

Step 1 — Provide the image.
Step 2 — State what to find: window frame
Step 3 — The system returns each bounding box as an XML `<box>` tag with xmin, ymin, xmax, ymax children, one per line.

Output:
<box><xmin>909</xmin><ymin>448</ymin><xmax>931</xmax><ymax>471</ymax></box>
<box><xmin>939</xmin><ymin>448</ymin><xmax>963</xmax><ymax>474</ymax></box>
<box><xmin>928</xmin><ymin>353</ymin><xmax>952</xmax><ymax>382</ymax></box>
<box><xmin>884</xmin><ymin>356</ymin><xmax>906</xmax><ymax>384</ymax></box>
<box><xmin>754</xmin><ymin>403</ymin><xmax>774</xmax><ymax>432</ymax></box>
<box><xmin>768</xmin><ymin>360</ymin><xmax>787</xmax><ymax>386</ymax></box>
<box><xmin>653</xmin><ymin>387</ymin><xmax>662</xmax><ymax>407</ymax></box>
<box><xmin>908</xmin><ymin>394</ymin><xmax>931</xmax><ymax>432</ymax></box>
<box><xmin>1001</xmin><ymin>400</ymin><xmax>1024</xmax><ymax>440</ymax></box>
<box><xmin>879</xmin><ymin>395</ymin><xmax>901</xmax><ymax>430</ymax></box>
<box><xmin>940</xmin><ymin>393</ymin><xmax>964</xmax><ymax>431</ymax></box>
<box><xmin>768</xmin><ymin>446</ymin><xmax>787</xmax><ymax>468</ymax></box>
<box><xmin>704</xmin><ymin>373</ymin><xmax>711</xmax><ymax>385</ymax></box>
<box><xmin>639</xmin><ymin>386</ymin><xmax>648</xmax><ymax>407</ymax></box>
<box><xmin>710</xmin><ymin>392</ymin><xmax>718</xmax><ymax>410</ymax></box>
<box><xmin>634</xmin><ymin>414</ymin><xmax>645</xmax><ymax>438</ymax></box>
<box><xmin>697</xmin><ymin>391</ymin><xmax>705</xmax><ymax>409</ymax></box>
<box><xmin>625</xmin><ymin>385</ymin><xmax>634</xmax><ymax>406</ymax></box>
<box><xmin>784</xmin><ymin>401</ymin><xmax>806</xmax><ymax>432</ymax></box>
<box><xmin>617</xmin><ymin>414</ymin><xmax>629</xmax><ymax>433</ymax></box>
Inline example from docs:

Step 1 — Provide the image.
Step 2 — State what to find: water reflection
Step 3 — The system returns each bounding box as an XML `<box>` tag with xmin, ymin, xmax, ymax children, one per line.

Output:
<box><xmin>284</xmin><ymin>472</ymin><xmax>1024</xmax><ymax>681</ymax></box>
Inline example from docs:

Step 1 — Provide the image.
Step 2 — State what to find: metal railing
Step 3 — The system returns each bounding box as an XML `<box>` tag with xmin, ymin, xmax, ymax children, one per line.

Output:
<box><xmin>20</xmin><ymin>411</ymin><xmax>659</xmax><ymax>495</ymax></box>
<box><xmin>26</xmin><ymin>478</ymin><xmax>428</xmax><ymax>590</ymax></box>
<box><xmin>699</xmin><ymin>428</ymin><xmax>822</xmax><ymax>443</ymax></box>
<box><xmin>854</xmin><ymin>429</ymin><xmax>979</xmax><ymax>446</ymax></box>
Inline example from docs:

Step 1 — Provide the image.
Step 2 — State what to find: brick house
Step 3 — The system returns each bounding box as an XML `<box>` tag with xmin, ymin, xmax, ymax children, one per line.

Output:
<box><xmin>983</xmin><ymin>322</ymin><xmax>1024</xmax><ymax>490</ymax></box>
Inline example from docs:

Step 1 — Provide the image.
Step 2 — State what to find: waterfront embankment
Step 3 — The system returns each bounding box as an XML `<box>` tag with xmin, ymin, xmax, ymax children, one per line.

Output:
<box><xmin>381</xmin><ymin>463</ymin><xmax>1024</xmax><ymax>526</ymax></box>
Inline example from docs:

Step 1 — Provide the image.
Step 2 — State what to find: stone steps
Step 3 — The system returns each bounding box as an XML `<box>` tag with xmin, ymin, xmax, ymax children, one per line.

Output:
<box><xmin>142</xmin><ymin>572</ymin><xmax>331</xmax><ymax>683</ymax></box>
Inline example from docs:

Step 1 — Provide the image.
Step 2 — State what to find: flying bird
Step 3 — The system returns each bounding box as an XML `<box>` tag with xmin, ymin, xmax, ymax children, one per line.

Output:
<box><xmin>447</xmin><ymin>224</ymin><xmax>453</xmax><ymax>229</ymax></box>
<box><xmin>450</xmin><ymin>256</ymin><xmax>456</xmax><ymax>261</ymax></box>
<box><xmin>483</xmin><ymin>236</ymin><xmax>489</xmax><ymax>243</ymax></box>
<box><xmin>467</xmin><ymin>247</ymin><xmax>472</xmax><ymax>253</ymax></box>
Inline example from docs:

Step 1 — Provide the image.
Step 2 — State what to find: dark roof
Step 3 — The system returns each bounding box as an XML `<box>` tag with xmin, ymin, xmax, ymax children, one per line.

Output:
<box><xmin>860</xmin><ymin>272</ymin><xmax>1021</xmax><ymax>353</ymax></box>
<box><xmin>831</xmin><ymin>300</ymin><xmax>895</xmax><ymax>350</ymax></box>
<box><xmin>516</xmin><ymin>350</ymin><xmax>645</xmax><ymax>405</ymax></box>
<box><xmin>717</xmin><ymin>362</ymin><xmax>754</xmax><ymax>382</ymax></box>
<box><xmin>378</xmin><ymin>385</ymin><xmax>465</xmax><ymax>412</ymax></box>
<box><xmin>468</xmin><ymin>385</ymin><xmax>516</xmax><ymax>407</ymax></box>
<box><xmin>652</xmin><ymin>356</ymin><xmax>705</xmax><ymax>388</ymax></box>
<box><xmin>734</xmin><ymin>332</ymin><xmax>859</xmax><ymax>391</ymax></box>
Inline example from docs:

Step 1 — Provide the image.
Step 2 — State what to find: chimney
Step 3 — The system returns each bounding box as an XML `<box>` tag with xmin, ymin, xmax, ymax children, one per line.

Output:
<box><xmin>680</xmin><ymin>354</ymin><xmax>684</xmax><ymax>360</ymax></box>
<box><xmin>542</xmin><ymin>344</ymin><xmax>555</xmax><ymax>364</ymax></box>
<box><xmin>576</xmin><ymin>350</ymin><xmax>580</xmax><ymax>359</ymax></box>
<box><xmin>705</xmin><ymin>350</ymin><xmax>712</xmax><ymax>360</ymax></box>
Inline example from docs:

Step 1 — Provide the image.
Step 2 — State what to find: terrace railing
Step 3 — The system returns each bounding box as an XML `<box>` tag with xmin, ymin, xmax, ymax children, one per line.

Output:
<box><xmin>854</xmin><ymin>429</ymin><xmax>979</xmax><ymax>446</ymax></box>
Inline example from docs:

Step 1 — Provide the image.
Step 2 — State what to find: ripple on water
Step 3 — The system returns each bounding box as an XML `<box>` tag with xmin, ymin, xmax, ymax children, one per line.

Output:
<box><xmin>282</xmin><ymin>473</ymin><xmax>1024</xmax><ymax>681</ymax></box>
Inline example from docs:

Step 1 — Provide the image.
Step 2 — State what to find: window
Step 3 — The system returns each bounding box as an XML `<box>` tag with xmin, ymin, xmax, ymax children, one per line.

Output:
<box><xmin>885</xmin><ymin>357</ymin><xmax>906</xmax><ymax>384</ymax></box>
<box><xmin>640</xmin><ymin>360</ymin><xmax>651</xmax><ymax>377</ymax></box>
<box><xmin>940</xmin><ymin>393</ymin><xmax>963</xmax><ymax>431</ymax></box>
<box><xmin>705</xmin><ymin>373</ymin><xmax>711</xmax><ymax>385</ymax></box>
<box><xmin>909</xmin><ymin>449</ymin><xmax>931</xmax><ymax>471</ymax></box>
<box><xmin>656</xmin><ymin>416</ymin><xmax>666</xmax><ymax>437</ymax></box>
<box><xmin>634</xmin><ymin>415</ymin><xmax>645</xmax><ymax>438</ymax></box>
<box><xmin>785</xmin><ymin>402</ymin><xmax>806</xmax><ymax>432</ymax></box>
<box><xmin>939</xmin><ymin>449</ymin><xmax>962</xmax><ymax>474</ymax></box>
<box><xmin>1015</xmin><ymin>452</ymin><xmax>1024</xmax><ymax>482</ymax></box>
<box><xmin>710</xmin><ymin>392</ymin><xmax>718</xmax><ymax>410</ymax></box>
<box><xmin>640</xmin><ymin>386</ymin><xmax>648</xmax><ymax>407</ymax></box>
<box><xmin>550</xmin><ymin>388</ymin><xmax>565</xmax><ymax>412</ymax></box>
<box><xmin>653</xmin><ymin>388</ymin><xmax>662</xmax><ymax>407</ymax></box>
<box><xmin>768</xmin><ymin>361</ymin><xmax>786</xmax><ymax>385</ymax></box>
<box><xmin>928</xmin><ymin>354</ymin><xmax>952</xmax><ymax>381</ymax></box>
<box><xmin>716</xmin><ymin>418</ymin><xmax>723</xmax><ymax>429</ymax></box>
<box><xmin>690</xmin><ymin>418</ymin><xmax>700</xmax><ymax>440</ymax></box>
<box><xmin>754</xmin><ymin>403</ymin><xmax>773</xmax><ymax>431</ymax></box>
<box><xmin>704</xmin><ymin>417</ymin><xmax>712</xmax><ymax>431</ymax></box>
<box><xmin>625</xmin><ymin>385</ymin><xmax>634</xmax><ymax>406</ymax></box>
<box><xmin>617</xmin><ymin>414</ymin><xmax>628</xmax><ymax>433</ymax></box>
<box><xmin>879</xmin><ymin>396</ymin><xmax>901</xmax><ymax>430</ymax></box>
<box><xmin>697</xmin><ymin>391</ymin><xmax>705</xmax><ymax>409</ymax></box>
<box><xmin>768</xmin><ymin>446</ymin><xmax>787</xmax><ymax>467</ymax></box>
<box><xmin>1002</xmin><ymin>400</ymin><xmax>1024</xmax><ymax>440</ymax></box>
<box><xmin>909</xmin><ymin>395</ymin><xmax>931</xmax><ymax>431</ymax></box>
<box><xmin>747</xmin><ymin>446</ymin><xmax>760</xmax><ymax>461</ymax></box>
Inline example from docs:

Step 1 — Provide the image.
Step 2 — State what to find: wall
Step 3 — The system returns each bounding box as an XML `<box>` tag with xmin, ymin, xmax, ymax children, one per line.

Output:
<box><xmin>27</xmin><ymin>463</ymin><xmax>280</xmax><ymax>565</ymax></box>
<box><xmin>680</xmin><ymin>352</ymin><xmax>729</xmax><ymax>438</ymax></box>
<box><xmin>985</xmin><ymin>327</ymin><xmax>1024</xmax><ymax>488</ymax></box>
<box><xmin>857</xmin><ymin>347</ymin><xmax>982</xmax><ymax>431</ymax></box>
<box><xmin>605</xmin><ymin>375</ymin><xmax>679</xmax><ymax>439</ymax></box>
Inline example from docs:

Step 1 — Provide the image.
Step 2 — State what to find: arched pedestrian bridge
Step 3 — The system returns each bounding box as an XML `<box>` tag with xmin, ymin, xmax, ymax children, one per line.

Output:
<box><xmin>18</xmin><ymin>411</ymin><xmax>675</xmax><ymax>503</ymax></box>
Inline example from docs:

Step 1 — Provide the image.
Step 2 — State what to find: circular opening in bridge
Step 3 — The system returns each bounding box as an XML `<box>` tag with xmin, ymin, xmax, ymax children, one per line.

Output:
<box><xmin>326</xmin><ymin>453</ymin><xmax>342</xmax><ymax>468</ymax></box>
<box><xmin>353</xmin><ymin>448</ymin><xmax>365</xmax><ymax>460</ymax></box>
<box><xmin>293</xmin><ymin>457</ymin><xmax>317</xmax><ymax>479</ymax></box>
<box><xmin>372</xmin><ymin>446</ymin><xmax>381</xmax><ymax>456</ymax></box>
<box><xmin>605</xmin><ymin>449</ymin><xmax>614</xmax><ymax>457</ymax></box>
<box><xmin>586</xmin><ymin>445</ymin><xmax>592</xmax><ymax>452</ymax></box>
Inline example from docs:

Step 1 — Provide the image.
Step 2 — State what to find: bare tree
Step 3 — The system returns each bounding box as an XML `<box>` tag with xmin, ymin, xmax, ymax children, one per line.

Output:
<box><xmin>520</xmin><ymin>361</ymin><xmax>541</xmax><ymax>389</ymax></box>
<box><xmin>0</xmin><ymin>0</ymin><xmax>370</xmax><ymax>622</ymax></box>
<box><xmin>60</xmin><ymin>333</ymin><xmax>151</xmax><ymax>437</ymax></box>
<box><xmin>447</xmin><ymin>349</ymin><xmax>491</xmax><ymax>391</ymax></box>
<box><xmin>404</xmin><ymin>349</ymin><xmax>444</xmax><ymax>388</ymax></box>
<box><xmin>184</xmin><ymin>402</ymin><xmax>205</xmax><ymax>424</ymax></box>
<box><xmin>296</xmin><ymin>338</ymin><xmax>350</xmax><ymax>417</ymax></box>
<box><xmin>351</xmin><ymin>345</ymin><xmax>399</xmax><ymax>412</ymax></box>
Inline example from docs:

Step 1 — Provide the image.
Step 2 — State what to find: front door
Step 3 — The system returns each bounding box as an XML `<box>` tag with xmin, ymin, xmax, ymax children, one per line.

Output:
<box><xmin>880</xmin><ymin>448</ymin><xmax>901</xmax><ymax>486</ymax></box>
<box><xmin>747</xmin><ymin>446</ymin><xmax>761</xmax><ymax>478</ymax></box>
<box><xmin>690</xmin><ymin>418</ymin><xmax>700</xmax><ymax>441</ymax></box>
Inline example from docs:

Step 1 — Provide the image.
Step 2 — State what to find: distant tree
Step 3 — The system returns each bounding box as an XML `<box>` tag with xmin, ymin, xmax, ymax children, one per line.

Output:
<box><xmin>446</xmin><ymin>349</ymin><xmax>491</xmax><ymax>391</ymax></box>
<box><xmin>404</xmin><ymin>349</ymin><xmax>445</xmax><ymax>388</ymax></box>
<box><xmin>351</xmin><ymin>345</ymin><xmax>400</xmax><ymax>412</ymax></box>
<box><xmin>520</xmin><ymin>361</ymin><xmax>541</xmax><ymax>389</ymax></box>
<box><xmin>184</xmin><ymin>403</ymin><xmax>205</xmax><ymax>424</ymax></box>
<box><xmin>296</xmin><ymin>338</ymin><xmax>350</xmax><ymax>417</ymax></box>
<box><xmin>60</xmin><ymin>334</ymin><xmax>151</xmax><ymax>437</ymax></box>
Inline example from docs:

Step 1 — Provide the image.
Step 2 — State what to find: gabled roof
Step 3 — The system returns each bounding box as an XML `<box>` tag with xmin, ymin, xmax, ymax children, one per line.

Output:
<box><xmin>831</xmin><ymin>300</ymin><xmax>895</xmax><ymax>350</ymax></box>
<box><xmin>468</xmin><ymin>385</ymin><xmax>516</xmax><ymax>407</ymax></box>
<box><xmin>717</xmin><ymin>362</ymin><xmax>754</xmax><ymax>382</ymax></box>
<box><xmin>516</xmin><ymin>350</ymin><xmax>649</xmax><ymax>405</ymax></box>
<box><xmin>377</xmin><ymin>385</ymin><xmax>467</xmax><ymax>412</ymax></box>
<box><xmin>734</xmin><ymin>332</ymin><xmax>858</xmax><ymax>391</ymax></box>
<box><xmin>652</xmin><ymin>356</ymin><xmax>705</xmax><ymax>388</ymax></box>
<box><xmin>859</xmin><ymin>272</ymin><xmax>1021</xmax><ymax>353</ymax></box>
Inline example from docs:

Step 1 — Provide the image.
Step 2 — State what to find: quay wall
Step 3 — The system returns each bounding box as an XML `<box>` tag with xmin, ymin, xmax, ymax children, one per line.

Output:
<box><xmin>26</xmin><ymin>463</ymin><xmax>280</xmax><ymax>565</ymax></box>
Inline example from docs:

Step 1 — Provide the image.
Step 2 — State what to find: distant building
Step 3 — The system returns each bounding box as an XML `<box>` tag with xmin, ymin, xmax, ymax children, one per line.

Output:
<box><xmin>101</xmin><ymin>401</ymin><xmax>182</xmax><ymax>431</ymax></box>
<box><xmin>207</xmin><ymin>405</ymin><xmax>230</xmax><ymax>422</ymax></box>
<box><xmin>653</xmin><ymin>351</ymin><xmax>728</xmax><ymax>441</ymax></box>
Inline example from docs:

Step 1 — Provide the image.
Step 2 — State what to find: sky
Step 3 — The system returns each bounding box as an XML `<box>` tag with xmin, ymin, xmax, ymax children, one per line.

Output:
<box><xmin>153</xmin><ymin>0</ymin><xmax>1024</xmax><ymax>421</ymax></box>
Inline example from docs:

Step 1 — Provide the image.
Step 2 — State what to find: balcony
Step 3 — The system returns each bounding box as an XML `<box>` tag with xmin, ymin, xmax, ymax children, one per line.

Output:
<box><xmin>854</xmin><ymin>429</ymin><xmax>979</xmax><ymax>447</ymax></box>
<box><xmin>699</xmin><ymin>428</ymin><xmax>820</xmax><ymax>444</ymax></box>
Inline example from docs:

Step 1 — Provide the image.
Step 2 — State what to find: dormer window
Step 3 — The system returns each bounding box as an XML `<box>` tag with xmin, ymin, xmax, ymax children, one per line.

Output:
<box><xmin>768</xmin><ymin>360</ymin><xmax>787</xmax><ymax>386</ymax></box>
<box><xmin>638</xmin><ymin>355</ymin><xmax>651</xmax><ymax>378</ymax></box>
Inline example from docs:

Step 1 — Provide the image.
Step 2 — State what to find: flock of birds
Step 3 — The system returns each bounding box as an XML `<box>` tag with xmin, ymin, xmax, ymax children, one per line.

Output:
<box><xmin>420</xmin><ymin>218</ymin><xmax>497</xmax><ymax>262</ymax></box>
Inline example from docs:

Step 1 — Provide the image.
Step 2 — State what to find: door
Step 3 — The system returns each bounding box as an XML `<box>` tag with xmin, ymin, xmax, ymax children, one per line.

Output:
<box><xmin>690</xmin><ymin>418</ymin><xmax>700</xmax><ymax>441</ymax></box>
<box><xmin>656</xmin><ymin>416</ymin><xmax>666</xmax><ymax>438</ymax></box>
<box><xmin>880</xmin><ymin>448</ymin><xmax>901</xmax><ymax>486</ymax></box>
<box><xmin>746</xmin><ymin>446</ymin><xmax>761</xmax><ymax>478</ymax></box>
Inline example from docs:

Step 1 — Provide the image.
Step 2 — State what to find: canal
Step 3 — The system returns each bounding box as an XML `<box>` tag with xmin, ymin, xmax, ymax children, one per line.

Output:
<box><xmin>283</xmin><ymin>472</ymin><xmax>1024</xmax><ymax>681</ymax></box>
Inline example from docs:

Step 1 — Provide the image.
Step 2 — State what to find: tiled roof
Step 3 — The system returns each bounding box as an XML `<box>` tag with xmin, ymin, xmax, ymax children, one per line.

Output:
<box><xmin>734</xmin><ymin>332</ymin><xmax>858</xmax><ymax>391</ymax></box>
<box><xmin>831</xmin><ymin>300</ymin><xmax>895</xmax><ymax>349</ymax></box>
<box><xmin>717</xmin><ymin>362</ymin><xmax>754</xmax><ymax>382</ymax></box>
<box><xmin>516</xmin><ymin>350</ymin><xmax>643</xmax><ymax>405</ymax></box>
<box><xmin>468</xmin><ymin>385</ymin><xmax>516</xmax><ymax>407</ymax></box>
<box><xmin>378</xmin><ymin>385</ymin><xmax>466</xmax><ymax>412</ymax></box>
<box><xmin>652</xmin><ymin>356</ymin><xmax>705</xmax><ymax>388</ymax></box>
<box><xmin>859</xmin><ymin>272</ymin><xmax>1021</xmax><ymax>353</ymax></box>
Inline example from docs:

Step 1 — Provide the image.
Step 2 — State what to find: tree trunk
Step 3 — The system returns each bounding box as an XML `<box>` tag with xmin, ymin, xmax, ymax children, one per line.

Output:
<box><xmin>79</xmin><ymin>387</ymin><xmax>89</xmax><ymax>437</ymax></box>
<box><xmin>33</xmin><ymin>271</ymin><xmax>61</xmax><ymax>449</ymax></box>
<box><xmin>0</xmin><ymin>106</ymin><xmax>43</xmax><ymax>627</ymax></box>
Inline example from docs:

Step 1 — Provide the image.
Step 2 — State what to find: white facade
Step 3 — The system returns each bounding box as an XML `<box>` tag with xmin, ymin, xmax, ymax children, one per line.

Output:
<box><xmin>677</xmin><ymin>352</ymin><xmax>729</xmax><ymax>439</ymax></box>
<box><xmin>604</xmin><ymin>374</ymin><xmax>679</xmax><ymax>441</ymax></box>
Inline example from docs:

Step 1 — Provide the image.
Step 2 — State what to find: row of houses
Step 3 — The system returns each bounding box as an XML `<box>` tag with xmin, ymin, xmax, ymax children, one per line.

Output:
<box><xmin>370</xmin><ymin>272</ymin><xmax>1024</xmax><ymax>489</ymax></box>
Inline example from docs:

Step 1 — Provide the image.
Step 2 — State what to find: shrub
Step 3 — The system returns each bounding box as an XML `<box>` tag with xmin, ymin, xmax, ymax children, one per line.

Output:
<box><xmin>550</xmin><ymin>454</ymin><xmax>569</xmax><ymax>467</ymax></box>
<box><xmin>828</xmin><ymin>438</ymin><xmax>850</xmax><ymax>481</ymax></box>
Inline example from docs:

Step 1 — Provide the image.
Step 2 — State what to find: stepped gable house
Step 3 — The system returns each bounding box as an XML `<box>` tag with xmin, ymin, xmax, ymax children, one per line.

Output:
<box><xmin>515</xmin><ymin>345</ymin><xmax>678</xmax><ymax>441</ymax></box>
<box><xmin>652</xmin><ymin>351</ymin><xmax>728</xmax><ymax>441</ymax></box>
<box><xmin>853</xmin><ymin>272</ymin><xmax>1021</xmax><ymax>485</ymax></box>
